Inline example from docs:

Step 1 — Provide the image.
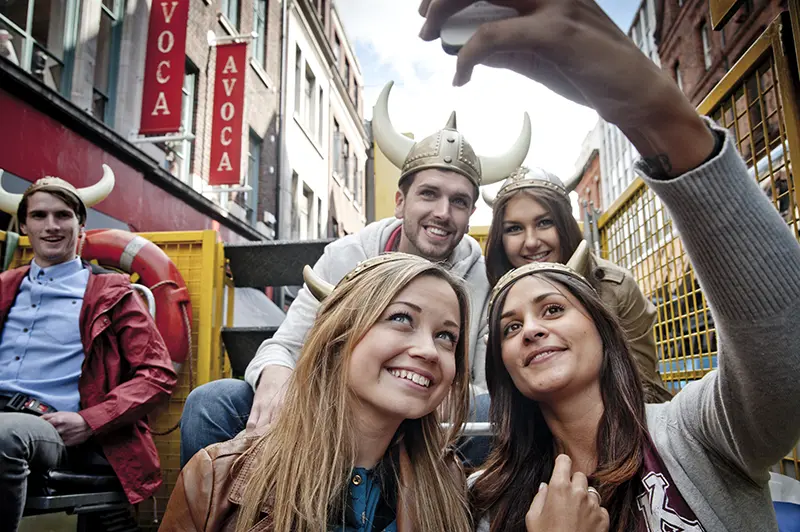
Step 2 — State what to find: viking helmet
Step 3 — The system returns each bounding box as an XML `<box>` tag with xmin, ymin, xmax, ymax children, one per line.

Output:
<box><xmin>482</xmin><ymin>166</ymin><xmax>569</xmax><ymax>208</ymax></box>
<box><xmin>0</xmin><ymin>164</ymin><xmax>116</xmax><ymax>222</ymax></box>
<box><xmin>372</xmin><ymin>81</ymin><xmax>531</xmax><ymax>189</ymax></box>
<box><xmin>303</xmin><ymin>252</ymin><xmax>421</xmax><ymax>302</ymax></box>
<box><xmin>488</xmin><ymin>240</ymin><xmax>592</xmax><ymax>313</ymax></box>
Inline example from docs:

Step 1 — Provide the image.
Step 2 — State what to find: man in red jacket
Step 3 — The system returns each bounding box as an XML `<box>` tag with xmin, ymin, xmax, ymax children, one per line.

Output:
<box><xmin>0</xmin><ymin>168</ymin><xmax>176</xmax><ymax>531</ymax></box>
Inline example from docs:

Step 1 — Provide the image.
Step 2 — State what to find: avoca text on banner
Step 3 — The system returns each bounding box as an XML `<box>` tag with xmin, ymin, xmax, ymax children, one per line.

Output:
<box><xmin>209</xmin><ymin>42</ymin><xmax>247</xmax><ymax>186</ymax></box>
<box><xmin>139</xmin><ymin>0</ymin><xmax>190</xmax><ymax>135</ymax></box>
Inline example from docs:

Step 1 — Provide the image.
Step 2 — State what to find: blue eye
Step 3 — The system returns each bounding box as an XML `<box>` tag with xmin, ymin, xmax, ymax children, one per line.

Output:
<box><xmin>389</xmin><ymin>312</ymin><xmax>412</xmax><ymax>325</ymax></box>
<box><xmin>504</xmin><ymin>225</ymin><xmax>522</xmax><ymax>234</ymax></box>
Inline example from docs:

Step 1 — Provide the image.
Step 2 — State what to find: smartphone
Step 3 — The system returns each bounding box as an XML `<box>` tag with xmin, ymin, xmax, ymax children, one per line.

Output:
<box><xmin>440</xmin><ymin>2</ymin><xmax>519</xmax><ymax>55</ymax></box>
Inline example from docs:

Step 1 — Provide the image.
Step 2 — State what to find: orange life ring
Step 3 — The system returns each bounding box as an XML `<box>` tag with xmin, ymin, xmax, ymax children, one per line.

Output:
<box><xmin>79</xmin><ymin>229</ymin><xmax>192</xmax><ymax>371</ymax></box>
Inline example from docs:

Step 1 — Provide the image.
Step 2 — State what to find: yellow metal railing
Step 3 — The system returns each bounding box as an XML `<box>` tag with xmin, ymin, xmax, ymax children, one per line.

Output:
<box><xmin>597</xmin><ymin>9</ymin><xmax>800</xmax><ymax>479</ymax></box>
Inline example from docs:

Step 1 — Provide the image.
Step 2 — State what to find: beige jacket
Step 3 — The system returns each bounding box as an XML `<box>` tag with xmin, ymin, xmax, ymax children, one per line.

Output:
<box><xmin>583</xmin><ymin>255</ymin><xmax>672</xmax><ymax>403</ymax></box>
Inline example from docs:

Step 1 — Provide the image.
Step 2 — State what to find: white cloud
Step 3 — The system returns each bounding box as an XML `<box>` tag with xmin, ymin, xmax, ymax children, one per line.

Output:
<box><xmin>335</xmin><ymin>1</ymin><xmax>600</xmax><ymax>225</ymax></box>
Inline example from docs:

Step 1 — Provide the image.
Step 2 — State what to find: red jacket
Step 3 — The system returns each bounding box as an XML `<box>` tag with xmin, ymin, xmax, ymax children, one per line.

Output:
<box><xmin>0</xmin><ymin>263</ymin><xmax>178</xmax><ymax>504</ymax></box>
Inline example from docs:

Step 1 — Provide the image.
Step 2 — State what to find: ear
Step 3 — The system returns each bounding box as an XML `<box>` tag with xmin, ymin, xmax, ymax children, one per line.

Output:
<box><xmin>394</xmin><ymin>190</ymin><xmax>405</xmax><ymax>219</ymax></box>
<box><xmin>19</xmin><ymin>223</ymin><xmax>27</xmax><ymax>236</ymax></box>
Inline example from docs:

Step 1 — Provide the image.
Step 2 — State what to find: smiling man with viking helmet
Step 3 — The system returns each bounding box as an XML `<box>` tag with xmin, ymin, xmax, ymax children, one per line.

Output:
<box><xmin>0</xmin><ymin>167</ymin><xmax>176</xmax><ymax>529</ymax></box>
<box><xmin>179</xmin><ymin>80</ymin><xmax>531</xmax><ymax>469</ymax></box>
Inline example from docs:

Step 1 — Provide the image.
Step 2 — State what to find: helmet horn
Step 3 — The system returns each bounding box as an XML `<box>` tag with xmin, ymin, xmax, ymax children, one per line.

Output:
<box><xmin>372</xmin><ymin>81</ymin><xmax>415</xmax><ymax>170</ymax></box>
<box><xmin>0</xmin><ymin>169</ymin><xmax>24</xmax><ymax>215</ymax></box>
<box><xmin>77</xmin><ymin>164</ymin><xmax>115</xmax><ymax>208</ymax></box>
<box><xmin>479</xmin><ymin>113</ymin><xmax>532</xmax><ymax>185</ymax></box>
<box><xmin>303</xmin><ymin>265</ymin><xmax>334</xmax><ymax>302</ymax></box>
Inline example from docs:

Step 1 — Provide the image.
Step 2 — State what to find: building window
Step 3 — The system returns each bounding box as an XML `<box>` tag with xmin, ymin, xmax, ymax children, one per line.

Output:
<box><xmin>164</xmin><ymin>63</ymin><xmax>198</xmax><ymax>186</ymax></box>
<box><xmin>333</xmin><ymin>120</ymin><xmax>342</xmax><ymax>175</ymax></box>
<box><xmin>0</xmin><ymin>0</ymin><xmax>78</xmax><ymax>96</ymax></box>
<box><xmin>674</xmin><ymin>61</ymin><xmax>683</xmax><ymax>91</ymax></box>
<box><xmin>700</xmin><ymin>21</ymin><xmax>712</xmax><ymax>71</ymax></box>
<box><xmin>253</xmin><ymin>0</ymin><xmax>267</xmax><ymax>68</ymax></box>
<box><xmin>305</xmin><ymin>65</ymin><xmax>316</xmax><ymax>135</ymax></box>
<box><xmin>221</xmin><ymin>0</ymin><xmax>240</xmax><ymax>29</ymax></box>
<box><xmin>317</xmin><ymin>86</ymin><xmax>324</xmax><ymax>145</ymax></box>
<box><xmin>237</xmin><ymin>131</ymin><xmax>261</xmax><ymax>224</ymax></box>
<box><xmin>317</xmin><ymin>197</ymin><xmax>323</xmax><ymax>238</ymax></box>
<box><xmin>300</xmin><ymin>185</ymin><xmax>312</xmax><ymax>239</ymax></box>
<box><xmin>332</xmin><ymin>33</ymin><xmax>340</xmax><ymax>65</ymax></box>
<box><xmin>294</xmin><ymin>46</ymin><xmax>302</xmax><ymax>113</ymax></box>
<box><xmin>343</xmin><ymin>138</ymin><xmax>351</xmax><ymax>190</ymax></box>
<box><xmin>93</xmin><ymin>0</ymin><xmax>124</xmax><ymax>124</ymax></box>
<box><xmin>352</xmin><ymin>84</ymin><xmax>359</xmax><ymax>112</ymax></box>
<box><xmin>344</xmin><ymin>58</ymin><xmax>350</xmax><ymax>87</ymax></box>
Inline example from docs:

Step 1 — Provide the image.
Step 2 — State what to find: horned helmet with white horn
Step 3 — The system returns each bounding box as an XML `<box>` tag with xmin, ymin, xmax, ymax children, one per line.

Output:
<box><xmin>0</xmin><ymin>164</ymin><xmax>116</xmax><ymax>224</ymax></box>
<box><xmin>482</xmin><ymin>166</ymin><xmax>568</xmax><ymax>208</ymax></box>
<box><xmin>303</xmin><ymin>252</ymin><xmax>422</xmax><ymax>303</ymax></box>
<box><xmin>372</xmin><ymin>81</ymin><xmax>531</xmax><ymax>191</ymax></box>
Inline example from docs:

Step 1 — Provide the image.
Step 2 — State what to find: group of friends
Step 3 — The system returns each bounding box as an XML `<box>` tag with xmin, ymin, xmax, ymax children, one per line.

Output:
<box><xmin>1</xmin><ymin>1</ymin><xmax>798</xmax><ymax>531</ymax></box>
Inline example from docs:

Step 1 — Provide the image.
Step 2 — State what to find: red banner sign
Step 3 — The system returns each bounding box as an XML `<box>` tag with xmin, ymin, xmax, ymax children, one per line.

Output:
<box><xmin>209</xmin><ymin>43</ymin><xmax>247</xmax><ymax>186</ymax></box>
<box><xmin>139</xmin><ymin>0</ymin><xmax>189</xmax><ymax>135</ymax></box>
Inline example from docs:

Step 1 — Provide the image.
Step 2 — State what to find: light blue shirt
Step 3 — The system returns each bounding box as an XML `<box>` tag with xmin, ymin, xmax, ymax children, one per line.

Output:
<box><xmin>0</xmin><ymin>258</ymin><xmax>89</xmax><ymax>412</ymax></box>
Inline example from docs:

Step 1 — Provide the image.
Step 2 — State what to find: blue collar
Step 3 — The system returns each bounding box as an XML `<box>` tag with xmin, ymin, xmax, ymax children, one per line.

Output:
<box><xmin>30</xmin><ymin>258</ymin><xmax>84</xmax><ymax>281</ymax></box>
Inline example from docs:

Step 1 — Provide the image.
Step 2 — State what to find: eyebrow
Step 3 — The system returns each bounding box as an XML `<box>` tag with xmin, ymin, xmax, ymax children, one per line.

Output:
<box><xmin>392</xmin><ymin>300</ymin><xmax>459</xmax><ymax>329</ymax></box>
<box><xmin>503</xmin><ymin>213</ymin><xmax>549</xmax><ymax>225</ymax></box>
<box><xmin>500</xmin><ymin>292</ymin><xmax>562</xmax><ymax>320</ymax></box>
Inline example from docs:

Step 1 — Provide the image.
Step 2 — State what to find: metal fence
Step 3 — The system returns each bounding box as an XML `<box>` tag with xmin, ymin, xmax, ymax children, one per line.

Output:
<box><xmin>596</xmin><ymin>7</ymin><xmax>800</xmax><ymax>479</ymax></box>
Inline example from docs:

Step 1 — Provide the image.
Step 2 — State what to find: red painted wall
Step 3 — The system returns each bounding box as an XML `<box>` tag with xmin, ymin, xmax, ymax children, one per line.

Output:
<box><xmin>0</xmin><ymin>89</ymin><xmax>245</xmax><ymax>243</ymax></box>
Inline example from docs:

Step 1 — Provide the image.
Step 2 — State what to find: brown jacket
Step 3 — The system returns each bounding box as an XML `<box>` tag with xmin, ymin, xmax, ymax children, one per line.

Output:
<box><xmin>582</xmin><ymin>255</ymin><xmax>673</xmax><ymax>403</ymax></box>
<box><xmin>160</xmin><ymin>435</ymin><xmax>432</xmax><ymax>531</ymax></box>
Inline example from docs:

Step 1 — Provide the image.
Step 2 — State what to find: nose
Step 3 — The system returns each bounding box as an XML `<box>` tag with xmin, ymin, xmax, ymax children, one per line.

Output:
<box><xmin>43</xmin><ymin>214</ymin><xmax>60</xmax><ymax>231</ymax></box>
<box><xmin>523</xmin><ymin>228</ymin><xmax>540</xmax><ymax>251</ymax></box>
<box><xmin>521</xmin><ymin>317</ymin><xmax>548</xmax><ymax>344</ymax></box>
<box><xmin>431</xmin><ymin>197</ymin><xmax>451</xmax><ymax>221</ymax></box>
<box><xmin>407</xmin><ymin>332</ymin><xmax>439</xmax><ymax>363</ymax></box>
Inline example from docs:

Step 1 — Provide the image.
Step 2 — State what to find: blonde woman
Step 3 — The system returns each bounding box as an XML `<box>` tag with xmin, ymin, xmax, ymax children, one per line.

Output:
<box><xmin>161</xmin><ymin>253</ymin><xmax>473</xmax><ymax>532</ymax></box>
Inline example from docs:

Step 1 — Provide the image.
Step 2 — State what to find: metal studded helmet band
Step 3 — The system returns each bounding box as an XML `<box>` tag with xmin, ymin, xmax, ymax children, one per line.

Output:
<box><xmin>373</xmin><ymin>81</ymin><xmax>532</xmax><ymax>189</ymax></box>
<box><xmin>303</xmin><ymin>252</ymin><xmax>422</xmax><ymax>302</ymax></box>
<box><xmin>488</xmin><ymin>241</ymin><xmax>594</xmax><ymax>315</ymax></box>
<box><xmin>482</xmin><ymin>166</ymin><xmax>568</xmax><ymax>208</ymax></box>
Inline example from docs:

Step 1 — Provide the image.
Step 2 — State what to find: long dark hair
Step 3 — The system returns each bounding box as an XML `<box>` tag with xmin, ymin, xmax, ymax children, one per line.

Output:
<box><xmin>470</xmin><ymin>271</ymin><xmax>649</xmax><ymax>532</ymax></box>
<box><xmin>485</xmin><ymin>188</ymin><xmax>584</xmax><ymax>288</ymax></box>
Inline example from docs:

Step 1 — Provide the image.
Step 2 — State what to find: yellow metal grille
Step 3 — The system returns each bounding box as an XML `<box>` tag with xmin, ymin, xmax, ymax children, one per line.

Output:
<box><xmin>598</xmin><ymin>15</ymin><xmax>800</xmax><ymax>479</ymax></box>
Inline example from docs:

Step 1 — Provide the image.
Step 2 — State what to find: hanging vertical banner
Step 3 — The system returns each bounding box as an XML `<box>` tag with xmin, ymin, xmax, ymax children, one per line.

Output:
<box><xmin>139</xmin><ymin>0</ymin><xmax>190</xmax><ymax>134</ymax></box>
<box><xmin>209</xmin><ymin>42</ymin><xmax>247</xmax><ymax>186</ymax></box>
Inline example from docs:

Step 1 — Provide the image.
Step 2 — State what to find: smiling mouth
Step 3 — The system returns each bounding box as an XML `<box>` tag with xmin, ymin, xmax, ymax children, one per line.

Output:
<box><xmin>41</xmin><ymin>237</ymin><xmax>64</xmax><ymax>243</ymax></box>
<box><xmin>424</xmin><ymin>226</ymin><xmax>451</xmax><ymax>239</ymax></box>
<box><xmin>523</xmin><ymin>250</ymin><xmax>551</xmax><ymax>262</ymax></box>
<box><xmin>387</xmin><ymin>368</ymin><xmax>432</xmax><ymax>388</ymax></box>
<box><xmin>524</xmin><ymin>348</ymin><xmax>565</xmax><ymax>366</ymax></box>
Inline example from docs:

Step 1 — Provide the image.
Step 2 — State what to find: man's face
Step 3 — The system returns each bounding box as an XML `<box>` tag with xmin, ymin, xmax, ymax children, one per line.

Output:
<box><xmin>21</xmin><ymin>192</ymin><xmax>82</xmax><ymax>268</ymax></box>
<box><xmin>394</xmin><ymin>169</ymin><xmax>476</xmax><ymax>261</ymax></box>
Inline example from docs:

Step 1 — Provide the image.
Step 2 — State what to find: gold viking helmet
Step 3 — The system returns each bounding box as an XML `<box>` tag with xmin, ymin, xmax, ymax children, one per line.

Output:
<box><xmin>303</xmin><ymin>252</ymin><xmax>421</xmax><ymax>302</ymax></box>
<box><xmin>0</xmin><ymin>164</ymin><xmax>116</xmax><ymax>222</ymax></box>
<box><xmin>488</xmin><ymin>240</ymin><xmax>593</xmax><ymax>314</ymax></box>
<box><xmin>372</xmin><ymin>81</ymin><xmax>532</xmax><ymax>189</ymax></box>
<box><xmin>482</xmin><ymin>166</ymin><xmax>569</xmax><ymax>208</ymax></box>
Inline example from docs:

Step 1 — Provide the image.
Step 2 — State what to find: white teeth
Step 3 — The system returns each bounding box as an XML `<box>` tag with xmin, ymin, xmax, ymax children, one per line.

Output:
<box><xmin>527</xmin><ymin>251</ymin><xmax>549</xmax><ymax>261</ymax></box>
<box><xmin>389</xmin><ymin>369</ymin><xmax>430</xmax><ymax>388</ymax></box>
<box><xmin>427</xmin><ymin>227</ymin><xmax>448</xmax><ymax>236</ymax></box>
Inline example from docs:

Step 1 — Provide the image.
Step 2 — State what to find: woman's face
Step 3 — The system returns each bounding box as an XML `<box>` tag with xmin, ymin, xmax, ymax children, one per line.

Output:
<box><xmin>498</xmin><ymin>275</ymin><xmax>603</xmax><ymax>402</ymax></box>
<box><xmin>502</xmin><ymin>193</ymin><xmax>562</xmax><ymax>268</ymax></box>
<box><xmin>347</xmin><ymin>275</ymin><xmax>461</xmax><ymax>425</ymax></box>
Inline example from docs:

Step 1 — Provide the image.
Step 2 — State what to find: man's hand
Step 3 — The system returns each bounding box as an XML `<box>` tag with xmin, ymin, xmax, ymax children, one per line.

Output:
<box><xmin>526</xmin><ymin>454</ymin><xmax>609</xmax><ymax>532</ymax></box>
<box><xmin>418</xmin><ymin>0</ymin><xmax>715</xmax><ymax>176</ymax></box>
<box><xmin>42</xmin><ymin>412</ymin><xmax>93</xmax><ymax>446</ymax></box>
<box><xmin>246</xmin><ymin>365</ymin><xmax>293</xmax><ymax>434</ymax></box>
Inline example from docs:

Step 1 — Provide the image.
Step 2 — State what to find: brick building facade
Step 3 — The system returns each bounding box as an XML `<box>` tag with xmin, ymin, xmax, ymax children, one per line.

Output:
<box><xmin>656</xmin><ymin>0</ymin><xmax>786</xmax><ymax>105</ymax></box>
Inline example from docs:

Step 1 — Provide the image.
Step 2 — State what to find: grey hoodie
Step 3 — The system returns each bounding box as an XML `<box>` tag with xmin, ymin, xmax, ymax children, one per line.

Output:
<box><xmin>244</xmin><ymin>217</ymin><xmax>491</xmax><ymax>393</ymax></box>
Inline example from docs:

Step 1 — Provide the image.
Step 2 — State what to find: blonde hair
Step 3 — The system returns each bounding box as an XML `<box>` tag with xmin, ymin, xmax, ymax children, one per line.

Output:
<box><xmin>235</xmin><ymin>256</ymin><xmax>473</xmax><ymax>532</ymax></box>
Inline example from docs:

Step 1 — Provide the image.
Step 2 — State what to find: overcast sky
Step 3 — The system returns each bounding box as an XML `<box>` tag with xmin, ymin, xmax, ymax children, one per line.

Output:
<box><xmin>334</xmin><ymin>1</ymin><xmax>643</xmax><ymax>224</ymax></box>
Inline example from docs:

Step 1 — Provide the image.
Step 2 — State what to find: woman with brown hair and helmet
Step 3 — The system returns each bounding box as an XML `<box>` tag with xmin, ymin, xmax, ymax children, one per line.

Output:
<box><xmin>416</xmin><ymin>1</ymin><xmax>800</xmax><ymax>531</ymax></box>
<box><xmin>482</xmin><ymin>167</ymin><xmax>672</xmax><ymax>403</ymax></box>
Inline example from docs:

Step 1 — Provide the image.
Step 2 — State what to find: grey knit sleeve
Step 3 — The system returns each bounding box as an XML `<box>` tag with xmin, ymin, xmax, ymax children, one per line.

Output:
<box><xmin>638</xmin><ymin>121</ymin><xmax>800</xmax><ymax>479</ymax></box>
